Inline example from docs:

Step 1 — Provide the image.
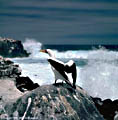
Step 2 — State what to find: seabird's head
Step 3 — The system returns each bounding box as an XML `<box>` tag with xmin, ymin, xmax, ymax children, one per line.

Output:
<box><xmin>40</xmin><ymin>49</ymin><xmax>48</xmax><ymax>53</ymax></box>
<box><xmin>40</xmin><ymin>49</ymin><xmax>55</xmax><ymax>58</ymax></box>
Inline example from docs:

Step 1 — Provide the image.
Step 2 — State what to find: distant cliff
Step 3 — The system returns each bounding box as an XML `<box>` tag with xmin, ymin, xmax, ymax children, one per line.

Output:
<box><xmin>1</xmin><ymin>83</ymin><xmax>104</xmax><ymax>120</ymax></box>
<box><xmin>0</xmin><ymin>38</ymin><xmax>29</xmax><ymax>57</ymax></box>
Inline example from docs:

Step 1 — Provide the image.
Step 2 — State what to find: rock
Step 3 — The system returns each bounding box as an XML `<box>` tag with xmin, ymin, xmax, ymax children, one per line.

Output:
<box><xmin>0</xmin><ymin>57</ymin><xmax>21</xmax><ymax>78</ymax></box>
<box><xmin>92</xmin><ymin>97</ymin><xmax>118</xmax><ymax>120</ymax></box>
<box><xmin>16</xmin><ymin>77</ymin><xmax>39</xmax><ymax>92</ymax></box>
<box><xmin>0</xmin><ymin>79</ymin><xmax>23</xmax><ymax>103</ymax></box>
<box><xmin>0</xmin><ymin>78</ymin><xmax>24</xmax><ymax>120</ymax></box>
<box><xmin>0</xmin><ymin>37</ymin><xmax>29</xmax><ymax>57</ymax></box>
<box><xmin>2</xmin><ymin>83</ymin><xmax>104</xmax><ymax>120</ymax></box>
<box><xmin>0</xmin><ymin>56</ymin><xmax>41</xmax><ymax>119</ymax></box>
<box><xmin>0</xmin><ymin>57</ymin><xmax>39</xmax><ymax>92</ymax></box>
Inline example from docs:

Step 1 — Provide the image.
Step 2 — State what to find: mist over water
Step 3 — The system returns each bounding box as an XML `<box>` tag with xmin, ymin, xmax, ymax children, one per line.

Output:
<box><xmin>11</xmin><ymin>39</ymin><xmax>118</xmax><ymax>100</ymax></box>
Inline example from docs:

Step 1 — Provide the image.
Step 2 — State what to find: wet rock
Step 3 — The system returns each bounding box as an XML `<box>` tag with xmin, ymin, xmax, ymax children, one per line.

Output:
<box><xmin>0</xmin><ymin>37</ymin><xmax>29</xmax><ymax>57</ymax></box>
<box><xmin>0</xmin><ymin>57</ymin><xmax>21</xmax><ymax>78</ymax></box>
<box><xmin>16</xmin><ymin>77</ymin><xmax>39</xmax><ymax>92</ymax></box>
<box><xmin>2</xmin><ymin>83</ymin><xmax>104</xmax><ymax>120</ymax></box>
<box><xmin>92</xmin><ymin>97</ymin><xmax>118</xmax><ymax>120</ymax></box>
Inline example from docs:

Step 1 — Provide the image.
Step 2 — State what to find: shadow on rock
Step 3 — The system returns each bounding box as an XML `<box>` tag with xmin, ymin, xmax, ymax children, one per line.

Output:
<box><xmin>15</xmin><ymin>77</ymin><xmax>39</xmax><ymax>92</ymax></box>
<box><xmin>92</xmin><ymin>97</ymin><xmax>118</xmax><ymax>120</ymax></box>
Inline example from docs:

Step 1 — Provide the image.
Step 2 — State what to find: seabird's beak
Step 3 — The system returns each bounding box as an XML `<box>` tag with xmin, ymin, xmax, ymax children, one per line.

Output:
<box><xmin>40</xmin><ymin>49</ymin><xmax>46</xmax><ymax>53</ymax></box>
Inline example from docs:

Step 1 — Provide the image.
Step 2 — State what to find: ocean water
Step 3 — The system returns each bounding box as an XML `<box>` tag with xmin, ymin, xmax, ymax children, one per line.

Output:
<box><xmin>11</xmin><ymin>39</ymin><xmax>118</xmax><ymax>100</ymax></box>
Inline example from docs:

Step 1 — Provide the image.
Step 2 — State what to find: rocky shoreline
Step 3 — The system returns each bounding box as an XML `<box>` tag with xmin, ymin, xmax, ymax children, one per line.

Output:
<box><xmin>0</xmin><ymin>56</ymin><xmax>103</xmax><ymax>120</ymax></box>
<box><xmin>0</xmin><ymin>56</ymin><xmax>118</xmax><ymax>119</ymax></box>
<box><xmin>0</xmin><ymin>38</ymin><xmax>118</xmax><ymax>120</ymax></box>
<box><xmin>0</xmin><ymin>57</ymin><xmax>39</xmax><ymax>110</ymax></box>
<box><xmin>0</xmin><ymin>37</ymin><xmax>29</xmax><ymax>57</ymax></box>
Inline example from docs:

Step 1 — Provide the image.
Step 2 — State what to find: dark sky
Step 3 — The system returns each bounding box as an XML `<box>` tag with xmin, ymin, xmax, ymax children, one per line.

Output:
<box><xmin>0</xmin><ymin>0</ymin><xmax>118</xmax><ymax>44</ymax></box>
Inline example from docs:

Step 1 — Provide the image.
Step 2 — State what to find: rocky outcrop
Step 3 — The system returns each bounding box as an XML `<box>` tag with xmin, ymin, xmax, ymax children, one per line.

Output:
<box><xmin>0</xmin><ymin>56</ymin><xmax>39</xmax><ymax>91</ymax></box>
<box><xmin>1</xmin><ymin>83</ymin><xmax>104</xmax><ymax>120</ymax></box>
<box><xmin>0</xmin><ymin>56</ymin><xmax>21</xmax><ymax>78</ymax></box>
<box><xmin>16</xmin><ymin>77</ymin><xmax>39</xmax><ymax>92</ymax></box>
<box><xmin>0</xmin><ymin>57</ymin><xmax>23</xmax><ymax>107</ymax></box>
<box><xmin>0</xmin><ymin>37</ymin><xmax>29</xmax><ymax>57</ymax></box>
<box><xmin>0</xmin><ymin>57</ymin><xmax>40</xmax><ymax>119</ymax></box>
<box><xmin>92</xmin><ymin>97</ymin><xmax>118</xmax><ymax>120</ymax></box>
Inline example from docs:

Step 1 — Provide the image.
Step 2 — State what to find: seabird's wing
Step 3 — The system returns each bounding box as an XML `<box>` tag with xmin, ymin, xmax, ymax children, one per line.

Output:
<box><xmin>48</xmin><ymin>58</ymin><xmax>73</xmax><ymax>87</ymax></box>
<box><xmin>65</xmin><ymin>60</ymin><xmax>77</xmax><ymax>88</ymax></box>
<box><xmin>48</xmin><ymin>58</ymin><xmax>68</xmax><ymax>80</ymax></box>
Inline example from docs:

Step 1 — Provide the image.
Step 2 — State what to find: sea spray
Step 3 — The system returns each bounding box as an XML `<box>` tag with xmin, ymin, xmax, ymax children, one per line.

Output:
<box><xmin>23</xmin><ymin>38</ymin><xmax>42</xmax><ymax>58</ymax></box>
<box><xmin>23</xmin><ymin>38</ymin><xmax>88</xmax><ymax>59</ymax></box>
<box><xmin>80</xmin><ymin>49</ymin><xmax>118</xmax><ymax>100</ymax></box>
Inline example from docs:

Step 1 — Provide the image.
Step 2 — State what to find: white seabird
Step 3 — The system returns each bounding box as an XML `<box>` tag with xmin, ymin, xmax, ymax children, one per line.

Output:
<box><xmin>40</xmin><ymin>49</ymin><xmax>77</xmax><ymax>89</ymax></box>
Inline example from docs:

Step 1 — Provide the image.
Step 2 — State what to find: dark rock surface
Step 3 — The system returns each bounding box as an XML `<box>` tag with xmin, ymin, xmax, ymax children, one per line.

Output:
<box><xmin>92</xmin><ymin>97</ymin><xmax>118</xmax><ymax>120</ymax></box>
<box><xmin>16</xmin><ymin>77</ymin><xmax>39</xmax><ymax>92</ymax></box>
<box><xmin>0</xmin><ymin>56</ymin><xmax>21</xmax><ymax>78</ymax></box>
<box><xmin>1</xmin><ymin>83</ymin><xmax>104</xmax><ymax>120</ymax></box>
<box><xmin>0</xmin><ymin>37</ymin><xmax>29</xmax><ymax>57</ymax></box>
